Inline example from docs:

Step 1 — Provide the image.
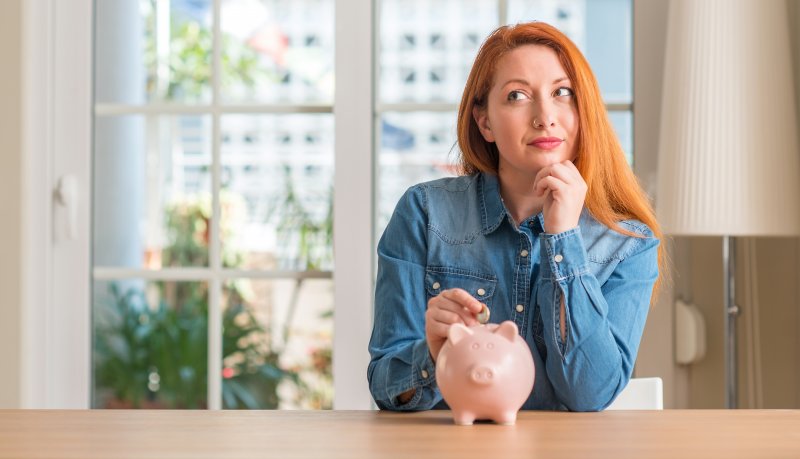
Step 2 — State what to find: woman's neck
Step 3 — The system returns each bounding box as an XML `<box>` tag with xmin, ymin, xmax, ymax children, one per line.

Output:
<box><xmin>497</xmin><ymin>169</ymin><xmax>545</xmax><ymax>225</ymax></box>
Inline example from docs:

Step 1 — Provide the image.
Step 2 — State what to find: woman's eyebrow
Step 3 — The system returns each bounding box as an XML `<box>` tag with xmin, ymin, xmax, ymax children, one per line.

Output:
<box><xmin>500</xmin><ymin>78</ymin><xmax>530</xmax><ymax>88</ymax></box>
<box><xmin>500</xmin><ymin>76</ymin><xmax>571</xmax><ymax>88</ymax></box>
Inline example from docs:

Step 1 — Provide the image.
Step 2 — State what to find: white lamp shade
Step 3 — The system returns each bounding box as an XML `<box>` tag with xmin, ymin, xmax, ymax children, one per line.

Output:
<box><xmin>656</xmin><ymin>0</ymin><xmax>800</xmax><ymax>236</ymax></box>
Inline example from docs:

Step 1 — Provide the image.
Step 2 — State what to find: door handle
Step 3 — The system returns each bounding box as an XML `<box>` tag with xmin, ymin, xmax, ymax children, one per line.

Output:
<box><xmin>54</xmin><ymin>174</ymin><xmax>78</xmax><ymax>241</ymax></box>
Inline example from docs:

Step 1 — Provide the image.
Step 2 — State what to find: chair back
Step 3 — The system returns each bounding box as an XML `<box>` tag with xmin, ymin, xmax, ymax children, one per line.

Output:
<box><xmin>606</xmin><ymin>377</ymin><xmax>663</xmax><ymax>410</ymax></box>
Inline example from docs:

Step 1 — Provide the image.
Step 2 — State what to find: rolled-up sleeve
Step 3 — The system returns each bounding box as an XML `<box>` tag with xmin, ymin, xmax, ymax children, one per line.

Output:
<box><xmin>367</xmin><ymin>187</ymin><xmax>443</xmax><ymax>410</ymax></box>
<box><xmin>537</xmin><ymin>226</ymin><xmax>659</xmax><ymax>412</ymax></box>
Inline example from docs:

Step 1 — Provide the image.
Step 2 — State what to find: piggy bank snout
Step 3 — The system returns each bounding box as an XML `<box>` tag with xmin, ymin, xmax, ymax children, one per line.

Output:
<box><xmin>469</xmin><ymin>365</ymin><xmax>495</xmax><ymax>385</ymax></box>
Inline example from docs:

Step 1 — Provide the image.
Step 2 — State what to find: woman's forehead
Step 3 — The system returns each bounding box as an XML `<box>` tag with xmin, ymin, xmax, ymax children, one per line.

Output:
<box><xmin>493</xmin><ymin>44</ymin><xmax>567</xmax><ymax>82</ymax></box>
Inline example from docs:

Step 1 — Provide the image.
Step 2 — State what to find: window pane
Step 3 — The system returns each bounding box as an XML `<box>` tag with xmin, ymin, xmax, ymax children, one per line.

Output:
<box><xmin>220</xmin><ymin>114</ymin><xmax>334</xmax><ymax>271</ymax></box>
<box><xmin>609</xmin><ymin>110</ymin><xmax>633</xmax><ymax>165</ymax></box>
<box><xmin>377</xmin><ymin>112</ymin><xmax>459</xmax><ymax>235</ymax></box>
<box><xmin>222</xmin><ymin>279</ymin><xmax>333</xmax><ymax>409</ymax></box>
<box><xmin>221</xmin><ymin>0</ymin><xmax>334</xmax><ymax>104</ymax></box>
<box><xmin>94</xmin><ymin>115</ymin><xmax>212</xmax><ymax>269</ymax></box>
<box><xmin>95</xmin><ymin>0</ymin><xmax>212</xmax><ymax>104</ymax></box>
<box><xmin>93</xmin><ymin>280</ymin><xmax>208</xmax><ymax>409</ymax></box>
<box><xmin>378</xmin><ymin>0</ymin><xmax>498</xmax><ymax>104</ymax></box>
<box><xmin>507</xmin><ymin>0</ymin><xmax>632</xmax><ymax>103</ymax></box>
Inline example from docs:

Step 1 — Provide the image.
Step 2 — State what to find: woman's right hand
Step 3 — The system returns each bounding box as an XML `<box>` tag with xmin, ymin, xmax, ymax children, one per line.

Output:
<box><xmin>425</xmin><ymin>288</ymin><xmax>484</xmax><ymax>361</ymax></box>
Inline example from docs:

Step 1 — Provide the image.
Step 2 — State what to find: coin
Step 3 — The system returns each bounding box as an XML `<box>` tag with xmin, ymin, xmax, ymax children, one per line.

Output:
<box><xmin>476</xmin><ymin>304</ymin><xmax>490</xmax><ymax>324</ymax></box>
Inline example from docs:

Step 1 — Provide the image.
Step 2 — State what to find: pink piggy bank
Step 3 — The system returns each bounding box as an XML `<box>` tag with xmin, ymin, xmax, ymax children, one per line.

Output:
<box><xmin>435</xmin><ymin>321</ymin><xmax>534</xmax><ymax>425</ymax></box>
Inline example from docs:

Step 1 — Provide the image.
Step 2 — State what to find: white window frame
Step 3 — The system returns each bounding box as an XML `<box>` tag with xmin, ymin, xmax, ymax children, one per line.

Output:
<box><xmin>22</xmin><ymin>0</ymin><xmax>645</xmax><ymax>410</ymax></box>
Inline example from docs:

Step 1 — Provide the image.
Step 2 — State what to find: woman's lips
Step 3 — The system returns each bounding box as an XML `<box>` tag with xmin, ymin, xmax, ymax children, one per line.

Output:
<box><xmin>528</xmin><ymin>137</ymin><xmax>563</xmax><ymax>150</ymax></box>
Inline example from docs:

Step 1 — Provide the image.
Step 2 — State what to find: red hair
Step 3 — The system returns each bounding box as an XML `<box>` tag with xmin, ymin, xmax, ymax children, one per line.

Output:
<box><xmin>457</xmin><ymin>22</ymin><xmax>667</xmax><ymax>297</ymax></box>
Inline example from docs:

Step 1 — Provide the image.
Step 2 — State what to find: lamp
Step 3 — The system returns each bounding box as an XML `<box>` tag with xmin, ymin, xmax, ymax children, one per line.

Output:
<box><xmin>656</xmin><ymin>0</ymin><xmax>800</xmax><ymax>408</ymax></box>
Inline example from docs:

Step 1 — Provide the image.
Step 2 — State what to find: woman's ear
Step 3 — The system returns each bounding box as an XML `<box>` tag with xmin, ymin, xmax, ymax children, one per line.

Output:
<box><xmin>472</xmin><ymin>106</ymin><xmax>495</xmax><ymax>142</ymax></box>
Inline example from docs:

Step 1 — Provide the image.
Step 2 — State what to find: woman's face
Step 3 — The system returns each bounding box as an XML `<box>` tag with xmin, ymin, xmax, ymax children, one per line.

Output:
<box><xmin>473</xmin><ymin>44</ymin><xmax>579</xmax><ymax>180</ymax></box>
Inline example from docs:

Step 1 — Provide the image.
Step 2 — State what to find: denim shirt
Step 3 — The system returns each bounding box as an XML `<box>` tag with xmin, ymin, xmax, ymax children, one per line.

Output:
<box><xmin>367</xmin><ymin>172</ymin><xmax>659</xmax><ymax>412</ymax></box>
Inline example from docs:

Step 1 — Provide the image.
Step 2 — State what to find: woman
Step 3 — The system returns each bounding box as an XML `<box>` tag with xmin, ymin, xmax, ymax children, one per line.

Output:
<box><xmin>368</xmin><ymin>22</ymin><xmax>665</xmax><ymax>412</ymax></box>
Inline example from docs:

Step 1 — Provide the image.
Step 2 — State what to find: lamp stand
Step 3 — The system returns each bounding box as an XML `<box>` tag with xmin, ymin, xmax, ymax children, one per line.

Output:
<box><xmin>722</xmin><ymin>236</ymin><xmax>739</xmax><ymax>408</ymax></box>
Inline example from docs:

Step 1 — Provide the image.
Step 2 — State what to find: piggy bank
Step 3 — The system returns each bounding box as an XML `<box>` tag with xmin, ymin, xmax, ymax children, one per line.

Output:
<box><xmin>435</xmin><ymin>321</ymin><xmax>534</xmax><ymax>425</ymax></box>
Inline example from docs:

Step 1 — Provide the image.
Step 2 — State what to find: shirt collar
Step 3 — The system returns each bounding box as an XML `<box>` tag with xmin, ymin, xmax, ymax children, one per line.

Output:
<box><xmin>479</xmin><ymin>172</ymin><xmax>546</xmax><ymax>234</ymax></box>
<box><xmin>478</xmin><ymin>172</ymin><xmax>508</xmax><ymax>234</ymax></box>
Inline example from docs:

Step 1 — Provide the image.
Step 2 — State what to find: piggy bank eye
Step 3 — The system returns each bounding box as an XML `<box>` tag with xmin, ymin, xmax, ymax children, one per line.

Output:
<box><xmin>486</xmin><ymin>342</ymin><xmax>494</xmax><ymax>349</ymax></box>
<box><xmin>471</xmin><ymin>343</ymin><xmax>480</xmax><ymax>350</ymax></box>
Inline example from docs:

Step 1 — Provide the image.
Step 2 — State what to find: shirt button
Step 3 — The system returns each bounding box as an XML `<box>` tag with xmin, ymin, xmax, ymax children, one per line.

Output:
<box><xmin>554</xmin><ymin>254</ymin><xmax>564</xmax><ymax>263</ymax></box>
<box><xmin>477</xmin><ymin>288</ymin><xmax>486</xmax><ymax>296</ymax></box>
<box><xmin>520</xmin><ymin>250</ymin><xmax>529</xmax><ymax>257</ymax></box>
<box><xmin>516</xmin><ymin>304</ymin><xmax>524</xmax><ymax>313</ymax></box>
<box><xmin>432</xmin><ymin>282</ymin><xmax>440</xmax><ymax>290</ymax></box>
<box><xmin>421</xmin><ymin>370</ymin><xmax>429</xmax><ymax>379</ymax></box>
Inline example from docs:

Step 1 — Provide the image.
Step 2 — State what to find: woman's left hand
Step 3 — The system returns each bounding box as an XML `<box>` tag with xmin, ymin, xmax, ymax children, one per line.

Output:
<box><xmin>533</xmin><ymin>160</ymin><xmax>587</xmax><ymax>234</ymax></box>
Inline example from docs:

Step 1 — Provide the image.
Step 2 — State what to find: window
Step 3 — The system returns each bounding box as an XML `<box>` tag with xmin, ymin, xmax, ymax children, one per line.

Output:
<box><xmin>85</xmin><ymin>0</ymin><xmax>630</xmax><ymax>410</ymax></box>
<box><xmin>92</xmin><ymin>0</ymin><xmax>334</xmax><ymax>410</ymax></box>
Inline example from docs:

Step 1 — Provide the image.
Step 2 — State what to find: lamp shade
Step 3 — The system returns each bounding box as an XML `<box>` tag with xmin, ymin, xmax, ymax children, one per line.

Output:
<box><xmin>656</xmin><ymin>0</ymin><xmax>800</xmax><ymax>236</ymax></box>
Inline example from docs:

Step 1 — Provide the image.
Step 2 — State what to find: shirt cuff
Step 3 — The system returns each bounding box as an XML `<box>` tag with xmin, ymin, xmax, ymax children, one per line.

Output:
<box><xmin>539</xmin><ymin>227</ymin><xmax>590</xmax><ymax>281</ymax></box>
<box><xmin>392</xmin><ymin>339</ymin><xmax>437</xmax><ymax>408</ymax></box>
<box><xmin>411</xmin><ymin>339</ymin><xmax>437</xmax><ymax>387</ymax></box>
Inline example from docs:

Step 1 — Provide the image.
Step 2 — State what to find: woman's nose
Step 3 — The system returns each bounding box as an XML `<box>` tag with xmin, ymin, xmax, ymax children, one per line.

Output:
<box><xmin>531</xmin><ymin>102</ymin><xmax>556</xmax><ymax>128</ymax></box>
<box><xmin>532</xmin><ymin>115</ymin><xmax>556</xmax><ymax>129</ymax></box>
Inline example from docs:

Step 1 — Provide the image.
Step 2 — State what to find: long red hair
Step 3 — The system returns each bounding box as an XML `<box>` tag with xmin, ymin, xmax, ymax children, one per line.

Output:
<box><xmin>456</xmin><ymin>22</ymin><xmax>667</xmax><ymax>297</ymax></box>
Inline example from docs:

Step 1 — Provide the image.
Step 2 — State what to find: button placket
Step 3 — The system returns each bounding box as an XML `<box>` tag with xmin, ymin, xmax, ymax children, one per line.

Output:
<box><xmin>513</xmin><ymin>231</ymin><xmax>533</xmax><ymax>335</ymax></box>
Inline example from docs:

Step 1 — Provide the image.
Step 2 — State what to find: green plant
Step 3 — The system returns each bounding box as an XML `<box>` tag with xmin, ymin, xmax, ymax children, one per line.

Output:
<box><xmin>221</xmin><ymin>286</ymin><xmax>300</xmax><ymax>409</ymax></box>
<box><xmin>94</xmin><ymin>191</ymin><xmax>301</xmax><ymax>409</ymax></box>
<box><xmin>142</xmin><ymin>3</ymin><xmax>269</xmax><ymax>102</ymax></box>
<box><xmin>272</xmin><ymin>164</ymin><xmax>333</xmax><ymax>271</ymax></box>
<box><xmin>93</xmin><ymin>282</ymin><xmax>208</xmax><ymax>408</ymax></box>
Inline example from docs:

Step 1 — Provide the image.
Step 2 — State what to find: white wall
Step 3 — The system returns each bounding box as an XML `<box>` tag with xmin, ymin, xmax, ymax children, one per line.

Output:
<box><xmin>0</xmin><ymin>0</ymin><xmax>23</xmax><ymax>408</ymax></box>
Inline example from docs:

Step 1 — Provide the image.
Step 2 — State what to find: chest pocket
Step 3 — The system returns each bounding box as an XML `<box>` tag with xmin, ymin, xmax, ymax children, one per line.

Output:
<box><xmin>424</xmin><ymin>267</ymin><xmax>497</xmax><ymax>307</ymax></box>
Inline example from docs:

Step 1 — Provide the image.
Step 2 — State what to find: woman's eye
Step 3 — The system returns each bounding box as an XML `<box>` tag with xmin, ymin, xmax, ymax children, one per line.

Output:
<box><xmin>507</xmin><ymin>90</ymin><xmax>528</xmax><ymax>101</ymax></box>
<box><xmin>554</xmin><ymin>87</ymin><xmax>574</xmax><ymax>97</ymax></box>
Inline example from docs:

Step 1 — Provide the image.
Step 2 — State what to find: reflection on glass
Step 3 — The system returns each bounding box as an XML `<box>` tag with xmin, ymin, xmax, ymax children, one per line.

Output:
<box><xmin>221</xmin><ymin>0</ymin><xmax>334</xmax><ymax>104</ymax></box>
<box><xmin>221</xmin><ymin>114</ymin><xmax>334</xmax><ymax>271</ymax></box>
<box><xmin>94</xmin><ymin>115</ymin><xmax>212</xmax><ymax>269</ymax></box>
<box><xmin>378</xmin><ymin>112</ymin><xmax>459</xmax><ymax>235</ymax></box>
<box><xmin>222</xmin><ymin>279</ymin><xmax>333</xmax><ymax>409</ymax></box>
<box><xmin>507</xmin><ymin>0</ymin><xmax>632</xmax><ymax>103</ymax></box>
<box><xmin>379</xmin><ymin>0</ymin><xmax>498</xmax><ymax>104</ymax></box>
<box><xmin>92</xmin><ymin>280</ymin><xmax>208</xmax><ymax>409</ymax></box>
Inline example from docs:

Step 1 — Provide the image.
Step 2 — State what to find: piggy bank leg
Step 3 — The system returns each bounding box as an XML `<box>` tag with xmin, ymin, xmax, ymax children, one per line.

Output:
<box><xmin>452</xmin><ymin>410</ymin><xmax>477</xmax><ymax>426</ymax></box>
<box><xmin>495</xmin><ymin>410</ymin><xmax>517</xmax><ymax>426</ymax></box>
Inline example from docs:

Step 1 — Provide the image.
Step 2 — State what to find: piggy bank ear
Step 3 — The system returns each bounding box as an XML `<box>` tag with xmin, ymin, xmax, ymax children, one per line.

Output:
<box><xmin>448</xmin><ymin>323</ymin><xmax>474</xmax><ymax>345</ymax></box>
<box><xmin>495</xmin><ymin>321</ymin><xmax>518</xmax><ymax>342</ymax></box>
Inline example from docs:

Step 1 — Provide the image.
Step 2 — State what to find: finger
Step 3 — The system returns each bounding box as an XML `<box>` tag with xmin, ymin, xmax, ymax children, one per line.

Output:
<box><xmin>532</xmin><ymin>165</ymin><xmax>554</xmax><ymax>190</ymax></box>
<box><xmin>426</xmin><ymin>321</ymin><xmax>454</xmax><ymax>341</ymax></box>
<box><xmin>439</xmin><ymin>288</ymin><xmax>484</xmax><ymax>314</ymax></box>
<box><xmin>560</xmin><ymin>160</ymin><xmax>584</xmax><ymax>182</ymax></box>
<box><xmin>548</xmin><ymin>162</ymin><xmax>579</xmax><ymax>184</ymax></box>
<box><xmin>534</xmin><ymin>175</ymin><xmax>567</xmax><ymax>197</ymax></box>
<box><xmin>428</xmin><ymin>295</ymin><xmax>479</xmax><ymax>326</ymax></box>
<box><xmin>427</xmin><ymin>308</ymin><xmax>470</xmax><ymax>330</ymax></box>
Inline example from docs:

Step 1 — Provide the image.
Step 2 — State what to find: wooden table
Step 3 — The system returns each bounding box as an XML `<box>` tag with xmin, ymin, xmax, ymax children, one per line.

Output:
<box><xmin>0</xmin><ymin>409</ymin><xmax>798</xmax><ymax>458</ymax></box>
